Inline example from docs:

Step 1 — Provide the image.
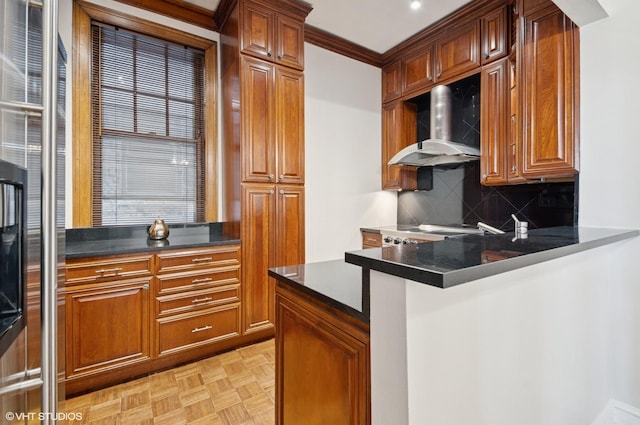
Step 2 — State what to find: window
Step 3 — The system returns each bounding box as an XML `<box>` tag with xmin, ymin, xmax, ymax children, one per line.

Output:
<box><xmin>72</xmin><ymin>2</ymin><xmax>217</xmax><ymax>227</ymax></box>
<box><xmin>91</xmin><ymin>24</ymin><xmax>205</xmax><ymax>226</ymax></box>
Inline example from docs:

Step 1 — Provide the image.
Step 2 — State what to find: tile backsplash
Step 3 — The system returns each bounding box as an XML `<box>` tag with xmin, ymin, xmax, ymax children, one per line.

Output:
<box><xmin>397</xmin><ymin>162</ymin><xmax>577</xmax><ymax>231</ymax></box>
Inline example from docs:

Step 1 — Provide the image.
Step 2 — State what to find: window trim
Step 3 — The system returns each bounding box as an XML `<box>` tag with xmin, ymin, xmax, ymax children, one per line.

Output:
<box><xmin>72</xmin><ymin>0</ymin><xmax>218</xmax><ymax>227</ymax></box>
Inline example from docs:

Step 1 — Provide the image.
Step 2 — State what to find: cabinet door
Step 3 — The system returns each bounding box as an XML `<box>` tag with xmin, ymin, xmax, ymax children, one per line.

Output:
<box><xmin>402</xmin><ymin>47</ymin><xmax>435</xmax><ymax>96</ymax></box>
<box><xmin>275</xmin><ymin>15</ymin><xmax>304</xmax><ymax>70</ymax></box>
<box><xmin>66</xmin><ymin>279</ymin><xmax>151</xmax><ymax>377</ymax></box>
<box><xmin>275</xmin><ymin>67</ymin><xmax>304</xmax><ymax>184</ymax></box>
<box><xmin>521</xmin><ymin>5</ymin><xmax>579</xmax><ymax>177</ymax></box>
<box><xmin>382</xmin><ymin>61</ymin><xmax>402</xmax><ymax>103</ymax></box>
<box><xmin>481</xmin><ymin>6</ymin><xmax>509</xmax><ymax>64</ymax></box>
<box><xmin>241</xmin><ymin>184</ymin><xmax>276</xmax><ymax>334</ymax></box>
<box><xmin>480</xmin><ymin>58</ymin><xmax>509</xmax><ymax>185</ymax></box>
<box><xmin>276</xmin><ymin>288</ymin><xmax>369</xmax><ymax>425</ymax></box>
<box><xmin>508</xmin><ymin>53</ymin><xmax>527</xmax><ymax>183</ymax></box>
<box><xmin>241</xmin><ymin>57</ymin><xmax>276</xmax><ymax>183</ymax></box>
<box><xmin>382</xmin><ymin>101</ymin><xmax>417</xmax><ymax>190</ymax></box>
<box><xmin>241</xmin><ymin>1</ymin><xmax>275</xmax><ymax>61</ymax></box>
<box><xmin>436</xmin><ymin>21</ymin><xmax>481</xmax><ymax>82</ymax></box>
<box><xmin>276</xmin><ymin>186</ymin><xmax>305</xmax><ymax>268</ymax></box>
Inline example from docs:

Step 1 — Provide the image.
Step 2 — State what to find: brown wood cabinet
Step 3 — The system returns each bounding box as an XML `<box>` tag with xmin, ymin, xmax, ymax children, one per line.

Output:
<box><xmin>381</xmin><ymin>61</ymin><xmax>402</xmax><ymax>103</ymax></box>
<box><xmin>481</xmin><ymin>6</ymin><xmax>509</xmax><ymax>64</ymax></box>
<box><xmin>241</xmin><ymin>57</ymin><xmax>304</xmax><ymax>185</ymax></box>
<box><xmin>479</xmin><ymin>0</ymin><xmax>579</xmax><ymax>185</ymax></box>
<box><xmin>222</xmin><ymin>0</ymin><xmax>310</xmax><ymax>344</ymax></box>
<box><xmin>380</xmin><ymin>0</ymin><xmax>578</xmax><ymax>188</ymax></box>
<box><xmin>65</xmin><ymin>277</ymin><xmax>152</xmax><ymax>384</ymax></box>
<box><xmin>362</xmin><ymin>231</ymin><xmax>382</xmax><ymax>249</ymax></box>
<box><xmin>275</xmin><ymin>283</ymin><xmax>370</xmax><ymax>425</ymax></box>
<box><xmin>154</xmin><ymin>246</ymin><xmax>242</xmax><ymax>357</ymax></box>
<box><xmin>382</xmin><ymin>101</ymin><xmax>417</xmax><ymax>190</ymax></box>
<box><xmin>480</xmin><ymin>58</ymin><xmax>509</xmax><ymax>185</ymax></box>
<box><xmin>240</xmin><ymin>0</ymin><xmax>305</xmax><ymax>70</ymax></box>
<box><xmin>401</xmin><ymin>20</ymin><xmax>481</xmax><ymax>97</ymax></box>
<box><xmin>520</xmin><ymin>1</ymin><xmax>579</xmax><ymax>178</ymax></box>
<box><xmin>64</xmin><ymin>244</ymin><xmax>244</xmax><ymax>395</ymax></box>
<box><xmin>242</xmin><ymin>184</ymin><xmax>304</xmax><ymax>334</ymax></box>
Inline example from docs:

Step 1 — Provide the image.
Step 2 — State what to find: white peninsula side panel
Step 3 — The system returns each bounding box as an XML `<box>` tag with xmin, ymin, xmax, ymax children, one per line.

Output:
<box><xmin>370</xmin><ymin>243</ymin><xmax>616</xmax><ymax>425</ymax></box>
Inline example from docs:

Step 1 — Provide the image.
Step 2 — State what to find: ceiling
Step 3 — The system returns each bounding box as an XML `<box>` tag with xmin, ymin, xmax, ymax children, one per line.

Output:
<box><xmin>180</xmin><ymin>0</ymin><xmax>474</xmax><ymax>54</ymax></box>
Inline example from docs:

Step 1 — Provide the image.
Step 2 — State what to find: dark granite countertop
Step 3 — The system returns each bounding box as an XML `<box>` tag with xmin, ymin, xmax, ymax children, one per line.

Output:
<box><xmin>268</xmin><ymin>260</ymin><xmax>368</xmax><ymax>324</ymax></box>
<box><xmin>346</xmin><ymin>226</ymin><xmax>639</xmax><ymax>288</ymax></box>
<box><xmin>66</xmin><ymin>222</ymin><xmax>240</xmax><ymax>258</ymax></box>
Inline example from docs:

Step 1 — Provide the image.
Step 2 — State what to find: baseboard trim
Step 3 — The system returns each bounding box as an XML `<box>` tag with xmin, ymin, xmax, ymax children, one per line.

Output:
<box><xmin>613</xmin><ymin>400</ymin><xmax>640</xmax><ymax>425</ymax></box>
<box><xmin>593</xmin><ymin>400</ymin><xmax>640</xmax><ymax>425</ymax></box>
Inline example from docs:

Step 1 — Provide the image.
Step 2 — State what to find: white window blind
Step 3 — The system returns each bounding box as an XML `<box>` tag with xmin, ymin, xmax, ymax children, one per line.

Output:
<box><xmin>91</xmin><ymin>23</ymin><xmax>205</xmax><ymax>226</ymax></box>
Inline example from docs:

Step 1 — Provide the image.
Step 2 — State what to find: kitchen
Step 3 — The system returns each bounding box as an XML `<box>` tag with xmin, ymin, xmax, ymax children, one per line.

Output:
<box><xmin>1</xmin><ymin>0</ymin><xmax>639</xmax><ymax>424</ymax></box>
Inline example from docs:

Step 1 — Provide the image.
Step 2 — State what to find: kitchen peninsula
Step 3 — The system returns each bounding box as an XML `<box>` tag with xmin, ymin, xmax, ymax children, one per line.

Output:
<box><xmin>269</xmin><ymin>226</ymin><xmax>639</xmax><ymax>425</ymax></box>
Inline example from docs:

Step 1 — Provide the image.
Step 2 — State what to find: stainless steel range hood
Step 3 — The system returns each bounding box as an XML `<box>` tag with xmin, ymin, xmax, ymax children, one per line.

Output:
<box><xmin>388</xmin><ymin>85</ymin><xmax>481</xmax><ymax>167</ymax></box>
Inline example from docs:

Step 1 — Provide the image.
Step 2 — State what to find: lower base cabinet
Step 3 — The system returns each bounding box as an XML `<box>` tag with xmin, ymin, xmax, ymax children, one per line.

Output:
<box><xmin>275</xmin><ymin>283</ymin><xmax>370</xmax><ymax>425</ymax></box>
<box><xmin>65</xmin><ymin>278</ymin><xmax>152</xmax><ymax>378</ymax></box>
<box><xmin>64</xmin><ymin>245</ymin><xmax>253</xmax><ymax>395</ymax></box>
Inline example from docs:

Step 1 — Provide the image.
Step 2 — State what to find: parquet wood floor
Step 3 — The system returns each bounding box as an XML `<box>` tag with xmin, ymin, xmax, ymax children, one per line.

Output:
<box><xmin>59</xmin><ymin>339</ymin><xmax>275</xmax><ymax>425</ymax></box>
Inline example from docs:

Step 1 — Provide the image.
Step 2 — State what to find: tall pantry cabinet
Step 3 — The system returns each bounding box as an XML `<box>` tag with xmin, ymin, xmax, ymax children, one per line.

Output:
<box><xmin>221</xmin><ymin>0</ymin><xmax>311</xmax><ymax>339</ymax></box>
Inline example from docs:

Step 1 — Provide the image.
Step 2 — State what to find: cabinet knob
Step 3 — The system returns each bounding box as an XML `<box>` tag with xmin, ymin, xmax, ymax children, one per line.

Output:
<box><xmin>481</xmin><ymin>174</ymin><xmax>487</xmax><ymax>181</ymax></box>
<box><xmin>279</xmin><ymin>174</ymin><xmax>284</xmax><ymax>181</ymax></box>
<box><xmin>269</xmin><ymin>189</ymin><xmax>275</xmax><ymax>195</ymax></box>
<box><xmin>279</xmin><ymin>189</ymin><xmax>284</xmax><ymax>195</ymax></box>
<box><xmin>277</xmin><ymin>55</ymin><xmax>282</xmax><ymax>60</ymax></box>
<box><xmin>142</xmin><ymin>284</ymin><xmax>149</xmax><ymax>290</ymax></box>
<box><xmin>511</xmin><ymin>166</ymin><xmax>517</xmax><ymax>172</ymax></box>
<box><xmin>267</xmin><ymin>51</ymin><xmax>272</xmax><ymax>57</ymax></box>
<box><xmin>485</xmin><ymin>53</ymin><xmax>490</xmax><ymax>59</ymax></box>
<box><xmin>268</xmin><ymin>174</ymin><xmax>274</xmax><ymax>181</ymax></box>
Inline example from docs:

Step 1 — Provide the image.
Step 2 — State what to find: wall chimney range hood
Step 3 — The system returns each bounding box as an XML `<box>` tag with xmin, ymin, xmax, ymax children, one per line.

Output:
<box><xmin>388</xmin><ymin>85</ymin><xmax>481</xmax><ymax>167</ymax></box>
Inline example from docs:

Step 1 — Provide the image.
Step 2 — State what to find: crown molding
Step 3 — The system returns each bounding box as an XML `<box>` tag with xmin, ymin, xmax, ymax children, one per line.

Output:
<box><xmin>304</xmin><ymin>25</ymin><xmax>383</xmax><ymax>68</ymax></box>
<box><xmin>112</xmin><ymin>0</ymin><xmax>217</xmax><ymax>31</ymax></box>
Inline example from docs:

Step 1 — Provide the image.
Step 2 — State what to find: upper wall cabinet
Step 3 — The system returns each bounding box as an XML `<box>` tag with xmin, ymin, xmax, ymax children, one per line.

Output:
<box><xmin>520</xmin><ymin>1</ymin><xmax>579</xmax><ymax>178</ymax></box>
<box><xmin>401</xmin><ymin>21</ymin><xmax>481</xmax><ymax>97</ymax></box>
<box><xmin>382</xmin><ymin>61</ymin><xmax>402</xmax><ymax>103</ymax></box>
<box><xmin>241</xmin><ymin>1</ymin><xmax>305</xmax><ymax>70</ymax></box>
<box><xmin>481</xmin><ymin>6</ymin><xmax>509</xmax><ymax>64</ymax></box>
<box><xmin>382</xmin><ymin>101</ymin><xmax>417</xmax><ymax>190</ymax></box>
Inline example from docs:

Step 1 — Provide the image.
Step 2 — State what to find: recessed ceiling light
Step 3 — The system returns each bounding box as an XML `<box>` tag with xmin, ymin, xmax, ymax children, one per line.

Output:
<box><xmin>410</xmin><ymin>0</ymin><xmax>422</xmax><ymax>10</ymax></box>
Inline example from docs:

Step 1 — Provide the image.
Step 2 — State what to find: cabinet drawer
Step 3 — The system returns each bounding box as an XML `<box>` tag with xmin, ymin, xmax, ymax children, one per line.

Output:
<box><xmin>66</xmin><ymin>254</ymin><xmax>153</xmax><ymax>286</ymax></box>
<box><xmin>361</xmin><ymin>231</ymin><xmax>382</xmax><ymax>249</ymax></box>
<box><xmin>156</xmin><ymin>245</ymin><xmax>240</xmax><ymax>274</ymax></box>
<box><xmin>156</xmin><ymin>285</ymin><xmax>240</xmax><ymax>317</ymax></box>
<box><xmin>156</xmin><ymin>266</ymin><xmax>240</xmax><ymax>295</ymax></box>
<box><xmin>156</xmin><ymin>305</ymin><xmax>241</xmax><ymax>356</ymax></box>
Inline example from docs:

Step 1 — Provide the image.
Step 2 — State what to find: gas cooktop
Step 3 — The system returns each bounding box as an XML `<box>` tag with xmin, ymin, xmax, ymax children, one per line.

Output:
<box><xmin>376</xmin><ymin>224</ymin><xmax>484</xmax><ymax>246</ymax></box>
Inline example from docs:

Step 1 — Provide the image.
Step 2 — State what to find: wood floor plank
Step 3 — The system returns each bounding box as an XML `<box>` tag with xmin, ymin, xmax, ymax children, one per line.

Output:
<box><xmin>61</xmin><ymin>339</ymin><xmax>275</xmax><ymax>424</ymax></box>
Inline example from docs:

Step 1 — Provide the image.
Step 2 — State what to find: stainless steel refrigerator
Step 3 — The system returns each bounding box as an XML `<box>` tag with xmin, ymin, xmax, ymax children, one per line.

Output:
<box><xmin>0</xmin><ymin>0</ymin><xmax>65</xmax><ymax>422</ymax></box>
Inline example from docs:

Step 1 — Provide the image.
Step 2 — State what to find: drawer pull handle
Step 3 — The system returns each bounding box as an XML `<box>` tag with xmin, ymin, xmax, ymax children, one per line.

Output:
<box><xmin>192</xmin><ymin>325</ymin><xmax>212</xmax><ymax>333</ymax></box>
<box><xmin>191</xmin><ymin>257</ymin><xmax>212</xmax><ymax>263</ymax></box>
<box><xmin>192</xmin><ymin>277</ymin><xmax>213</xmax><ymax>284</ymax></box>
<box><xmin>192</xmin><ymin>297</ymin><xmax>213</xmax><ymax>304</ymax></box>
<box><xmin>95</xmin><ymin>267</ymin><xmax>123</xmax><ymax>275</ymax></box>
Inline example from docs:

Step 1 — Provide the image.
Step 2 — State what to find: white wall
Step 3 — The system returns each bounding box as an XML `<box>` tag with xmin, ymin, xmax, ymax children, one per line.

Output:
<box><xmin>304</xmin><ymin>43</ymin><xmax>396</xmax><ymax>262</ymax></box>
<box><xmin>578</xmin><ymin>0</ymin><xmax>640</xmax><ymax>410</ymax></box>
